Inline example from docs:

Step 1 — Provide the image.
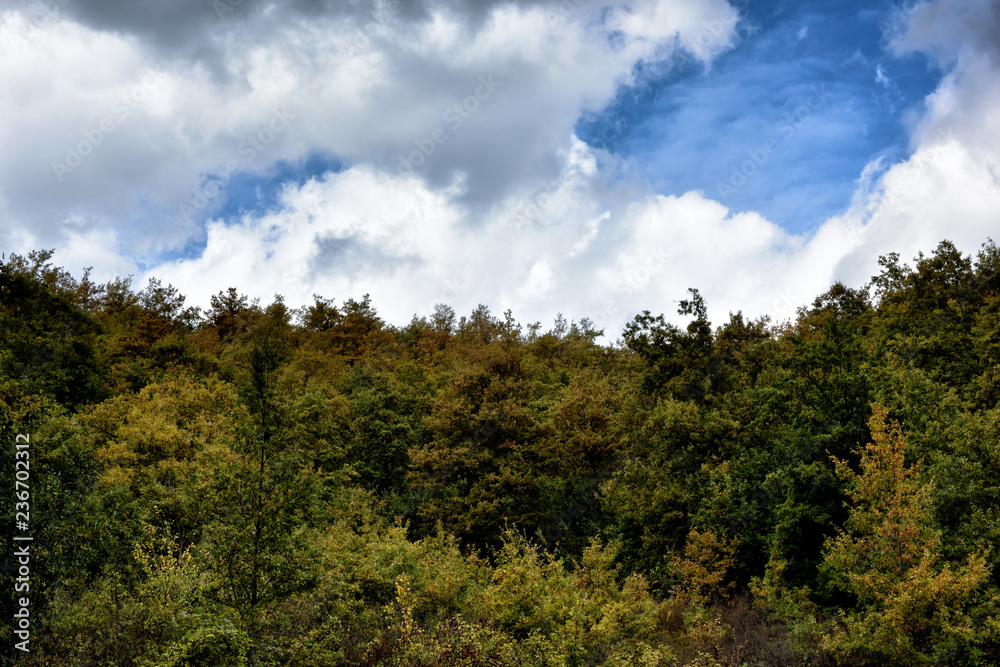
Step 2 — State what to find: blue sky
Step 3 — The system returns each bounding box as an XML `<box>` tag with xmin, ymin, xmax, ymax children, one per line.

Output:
<box><xmin>204</xmin><ymin>0</ymin><xmax>943</xmax><ymax>237</ymax></box>
<box><xmin>578</xmin><ymin>0</ymin><xmax>941</xmax><ymax>232</ymax></box>
<box><xmin>213</xmin><ymin>153</ymin><xmax>345</xmax><ymax>223</ymax></box>
<box><xmin>3</xmin><ymin>0</ymin><xmax>999</xmax><ymax>334</ymax></box>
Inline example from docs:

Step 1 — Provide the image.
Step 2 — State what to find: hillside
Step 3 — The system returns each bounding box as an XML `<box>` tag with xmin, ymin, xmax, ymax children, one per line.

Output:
<box><xmin>3</xmin><ymin>240</ymin><xmax>1000</xmax><ymax>666</ymax></box>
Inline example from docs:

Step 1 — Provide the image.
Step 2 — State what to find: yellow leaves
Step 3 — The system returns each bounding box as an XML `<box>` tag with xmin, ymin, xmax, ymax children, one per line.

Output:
<box><xmin>826</xmin><ymin>405</ymin><xmax>940</xmax><ymax>593</ymax></box>
<box><xmin>821</xmin><ymin>404</ymin><xmax>992</xmax><ymax>662</ymax></box>
<box><xmin>119</xmin><ymin>415</ymin><xmax>188</xmax><ymax>460</ymax></box>
<box><xmin>82</xmin><ymin>374</ymin><xmax>241</xmax><ymax>467</ymax></box>
<box><xmin>478</xmin><ymin>531</ymin><xmax>659</xmax><ymax>660</ymax></box>
<box><xmin>95</xmin><ymin>439</ymin><xmax>139</xmax><ymax>467</ymax></box>
<box><xmin>96</xmin><ymin>464</ymin><xmax>135</xmax><ymax>491</ymax></box>
<box><xmin>669</xmin><ymin>528</ymin><xmax>737</xmax><ymax>606</ymax></box>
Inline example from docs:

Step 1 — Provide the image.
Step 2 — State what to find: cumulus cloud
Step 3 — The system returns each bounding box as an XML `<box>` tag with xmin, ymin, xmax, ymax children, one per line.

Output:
<box><xmin>820</xmin><ymin>0</ymin><xmax>1000</xmax><ymax>297</ymax></box>
<box><xmin>152</xmin><ymin>140</ymin><xmax>823</xmax><ymax>335</ymax></box>
<box><xmin>152</xmin><ymin>141</ymin><xmax>611</xmax><ymax>329</ymax></box>
<box><xmin>889</xmin><ymin>0</ymin><xmax>1000</xmax><ymax>66</ymax></box>
<box><xmin>7</xmin><ymin>0</ymin><xmax>1000</xmax><ymax>339</ymax></box>
<box><xmin>1</xmin><ymin>0</ymin><xmax>740</xmax><ymax>269</ymax></box>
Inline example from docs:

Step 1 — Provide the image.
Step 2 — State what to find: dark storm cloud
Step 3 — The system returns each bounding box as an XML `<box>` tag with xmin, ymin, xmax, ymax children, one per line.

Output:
<box><xmin>8</xmin><ymin>0</ymin><xmax>380</xmax><ymax>77</ymax></box>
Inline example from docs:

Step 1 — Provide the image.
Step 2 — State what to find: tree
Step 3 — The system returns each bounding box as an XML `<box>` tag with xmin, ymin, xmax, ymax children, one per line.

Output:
<box><xmin>622</xmin><ymin>288</ymin><xmax>716</xmax><ymax>401</ymax></box>
<box><xmin>205</xmin><ymin>287</ymin><xmax>249</xmax><ymax>341</ymax></box>
<box><xmin>138</xmin><ymin>277</ymin><xmax>201</xmax><ymax>329</ymax></box>
<box><xmin>299</xmin><ymin>294</ymin><xmax>340</xmax><ymax>332</ymax></box>
<box><xmin>821</xmin><ymin>405</ymin><xmax>991</xmax><ymax>665</ymax></box>
<box><xmin>602</xmin><ymin>397</ymin><xmax>736</xmax><ymax>587</ymax></box>
<box><xmin>408</xmin><ymin>345</ymin><xmax>551</xmax><ymax>549</ymax></box>
<box><xmin>203</xmin><ymin>327</ymin><xmax>321</xmax><ymax>665</ymax></box>
<box><xmin>0</xmin><ymin>253</ymin><xmax>107</xmax><ymax>407</ymax></box>
<box><xmin>869</xmin><ymin>241</ymin><xmax>983</xmax><ymax>395</ymax></box>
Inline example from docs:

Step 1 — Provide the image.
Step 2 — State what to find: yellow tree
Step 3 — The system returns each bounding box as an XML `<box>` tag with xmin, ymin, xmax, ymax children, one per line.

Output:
<box><xmin>822</xmin><ymin>405</ymin><xmax>990</xmax><ymax>665</ymax></box>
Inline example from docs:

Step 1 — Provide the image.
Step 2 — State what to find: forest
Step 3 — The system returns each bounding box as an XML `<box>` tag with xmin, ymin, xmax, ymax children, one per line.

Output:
<box><xmin>2</xmin><ymin>239</ymin><xmax>1000</xmax><ymax>666</ymax></box>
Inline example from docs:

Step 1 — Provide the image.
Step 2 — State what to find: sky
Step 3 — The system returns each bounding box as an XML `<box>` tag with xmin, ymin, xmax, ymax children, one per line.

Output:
<box><xmin>2</xmin><ymin>0</ymin><xmax>999</xmax><ymax>338</ymax></box>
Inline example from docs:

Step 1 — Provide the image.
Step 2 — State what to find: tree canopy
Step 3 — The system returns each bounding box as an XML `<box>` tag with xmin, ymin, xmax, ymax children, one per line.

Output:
<box><xmin>3</xmin><ymin>240</ymin><xmax>1000</xmax><ymax>666</ymax></box>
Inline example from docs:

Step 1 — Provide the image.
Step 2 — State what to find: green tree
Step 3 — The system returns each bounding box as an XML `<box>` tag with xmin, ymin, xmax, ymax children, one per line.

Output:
<box><xmin>602</xmin><ymin>397</ymin><xmax>737</xmax><ymax>587</ymax></box>
<box><xmin>203</xmin><ymin>323</ymin><xmax>322</xmax><ymax>665</ymax></box>
<box><xmin>821</xmin><ymin>405</ymin><xmax>991</xmax><ymax>665</ymax></box>
<box><xmin>345</xmin><ymin>368</ymin><xmax>424</xmax><ymax>495</ymax></box>
<box><xmin>408</xmin><ymin>344</ymin><xmax>551</xmax><ymax>549</ymax></box>
<box><xmin>0</xmin><ymin>251</ymin><xmax>107</xmax><ymax>408</ymax></box>
<box><xmin>622</xmin><ymin>288</ymin><xmax>714</xmax><ymax>401</ymax></box>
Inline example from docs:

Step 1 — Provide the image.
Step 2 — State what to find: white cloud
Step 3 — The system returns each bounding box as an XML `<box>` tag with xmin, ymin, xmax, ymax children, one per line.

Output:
<box><xmin>8</xmin><ymin>0</ymin><xmax>1000</xmax><ymax>341</ymax></box>
<box><xmin>151</xmin><ymin>144</ymin><xmax>820</xmax><ymax>336</ymax></box>
<box><xmin>819</xmin><ymin>1</ymin><xmax>1000</xmax><ymax>299</ymax></box>
<box><xmin>888</xmin><ymin>0</ymin><xmax>1000</xmax><ymax>67</ymax></box>
<box><xmin>875</xmin><ymin>64</ymin><xmax>889</xmax><ymax>86</ymax></box>
<box><xmin>2</xmin><ymin>0</ymin><xmax>741</xmax><ymax>264</ymax></box>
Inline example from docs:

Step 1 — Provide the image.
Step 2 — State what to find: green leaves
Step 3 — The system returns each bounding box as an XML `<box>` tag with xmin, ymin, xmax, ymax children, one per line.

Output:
<box><xmin>821</xmin><ymin>405</ymin><xmax>991</xmax><ymax>664</ymax></box>
<box><xmin>0</xmin><ymin>253</ymin><xmax>108</xmax><ymax>407</ymax></box>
